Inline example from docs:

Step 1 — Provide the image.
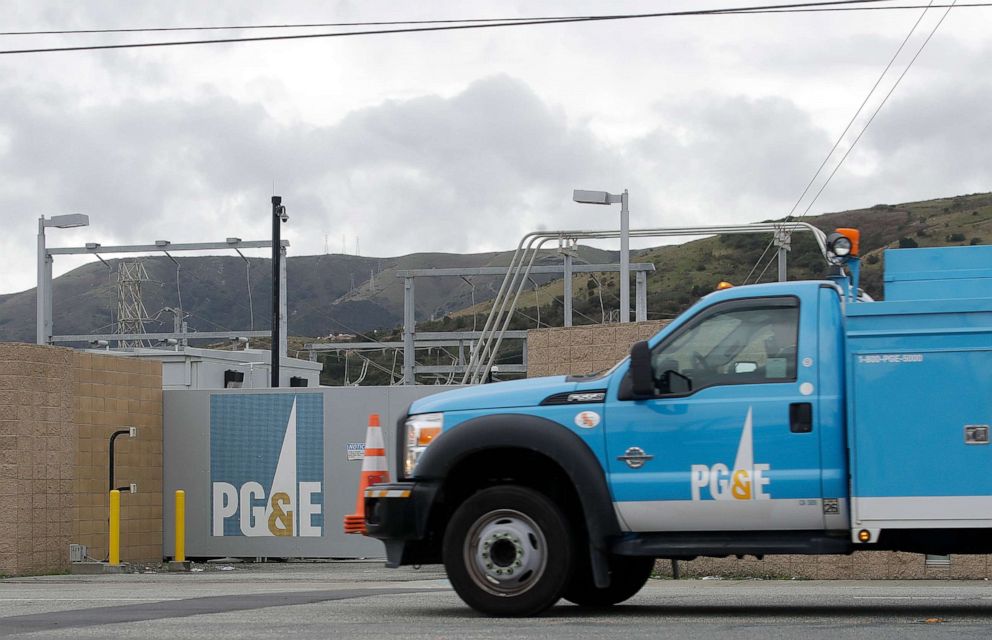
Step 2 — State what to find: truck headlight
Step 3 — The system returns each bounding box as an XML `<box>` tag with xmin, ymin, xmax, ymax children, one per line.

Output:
<box><xmin>404</xmin><ymin>413</ymin><xmax>443</xmax><ymax>477</ymax></box>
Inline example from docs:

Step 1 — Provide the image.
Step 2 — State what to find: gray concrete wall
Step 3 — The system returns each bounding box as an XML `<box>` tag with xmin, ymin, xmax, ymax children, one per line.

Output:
<box><xmin>163</xmin><ymin>386</ymin><xmax>456</xmax><ymax>559</ymax></box>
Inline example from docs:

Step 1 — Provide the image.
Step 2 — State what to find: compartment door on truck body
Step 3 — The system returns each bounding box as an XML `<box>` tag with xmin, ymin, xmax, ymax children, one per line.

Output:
<box><xmin>604</xmin><ymin>288</ymin><xmax>831</xmax><ymax>532</ymax></box>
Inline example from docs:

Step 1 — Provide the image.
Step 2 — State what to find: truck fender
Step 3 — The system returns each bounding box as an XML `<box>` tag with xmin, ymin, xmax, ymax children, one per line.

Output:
<box><xmin>414</xmin><ymin>413</ymin><xmax>622</xmax><ymax>568</ymax></box>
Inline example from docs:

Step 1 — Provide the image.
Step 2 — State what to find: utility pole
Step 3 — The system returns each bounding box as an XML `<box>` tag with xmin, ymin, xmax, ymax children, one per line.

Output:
<box><xmin>271</xmin><ymin>196</ymin><xmax>287</xmax><ymax>388</ymax></box>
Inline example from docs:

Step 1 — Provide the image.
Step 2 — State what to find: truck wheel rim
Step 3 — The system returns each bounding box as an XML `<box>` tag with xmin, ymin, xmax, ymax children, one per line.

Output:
<box><xmin>463</xmin><ymin>508</ymin><xmax>548</xmax><ymax>596</ymax></box>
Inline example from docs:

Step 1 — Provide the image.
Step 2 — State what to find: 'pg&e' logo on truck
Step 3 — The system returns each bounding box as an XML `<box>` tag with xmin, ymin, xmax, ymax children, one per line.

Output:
<box><xmin>690</xmin><ymin>408</ymin><xmax>772</xmax><ymax>501</ymax></box>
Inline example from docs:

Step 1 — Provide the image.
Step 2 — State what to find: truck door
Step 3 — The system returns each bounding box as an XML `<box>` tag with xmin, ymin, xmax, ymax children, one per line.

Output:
<box><xmin>604</xmin><ymin>294</ymin><xmax>826</xmax><ymax>532</ymax></box>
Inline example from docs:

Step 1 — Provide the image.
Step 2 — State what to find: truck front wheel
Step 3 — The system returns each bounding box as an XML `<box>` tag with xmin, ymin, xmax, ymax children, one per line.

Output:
<box><xmin>442</xmin><ymin>485</ymin><xmax>573</xmax><ymax>616</ymax></box>
<box><xmin>562</xmin><ymin>554</ymin><xmax>654</xmax><ymax>607</ymax></box>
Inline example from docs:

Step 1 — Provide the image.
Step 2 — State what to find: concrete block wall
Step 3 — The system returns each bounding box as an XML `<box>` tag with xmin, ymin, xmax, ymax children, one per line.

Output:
<box><xmin>0</xmin><ymin>344</ymin><xmax>75</xmax><ymax>577</ymax></box>
<box><xmin>654</xmin><ymin>551</ymin><xmax>990</xmax><ymax>580</ymax></box>
<box><xmin>527</xmin><ymin>321</ymin><xmax>668</xmax><ymax>378</ymax></box>
<box><xmin>0</xmin><ymin>344</ymin><xmax>162</xmax><ymax>577</ymax></box>
<box><xmin>73</xmin><ymin>352</ymin><xmax>163</xmax><ymax>564</ymax></box>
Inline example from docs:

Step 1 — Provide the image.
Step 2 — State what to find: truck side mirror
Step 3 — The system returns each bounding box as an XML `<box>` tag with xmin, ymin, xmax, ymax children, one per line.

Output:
<box><xmin>629</xmin><ymin>341</ymin><xmax>655</xmax><ymax>398</ymax></box>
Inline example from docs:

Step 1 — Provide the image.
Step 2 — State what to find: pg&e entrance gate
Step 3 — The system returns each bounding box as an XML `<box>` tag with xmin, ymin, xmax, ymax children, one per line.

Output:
<box><xmin>163</xmin><ymin>386</ymin><xmax>454</xmax><ymax>559</ymax></box>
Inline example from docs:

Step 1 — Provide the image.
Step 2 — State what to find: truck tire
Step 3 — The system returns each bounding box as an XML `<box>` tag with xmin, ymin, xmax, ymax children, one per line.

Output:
<box><xmin>442</xmin><ymin>485</ymin><xmax>573</xmax><ymax>617</ymax></box>
<box><xmin>562</xmin><ymin>554</ymin><xmax>654</xmax><ymax>607</ymax></box>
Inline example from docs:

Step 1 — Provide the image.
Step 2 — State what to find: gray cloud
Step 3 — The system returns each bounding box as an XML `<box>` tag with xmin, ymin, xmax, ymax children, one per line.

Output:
<box><xmin>792</xmin><ymin>76</ymin><xmax>992</xmax><ymax>212</ymax></box>
<box><xmin>2</xmin><ymin>1</ymin><xmax>990</xmax><ymax>296</ymax></box>
<box><xmin>614</xmin><ymin>93</ymin><xmax>836</xmax><ymax>228</ymax></box>
<box><xmin>0</xmin><ymin>73</ymin><xmax>625</xmax><ymax>293</ymax></box>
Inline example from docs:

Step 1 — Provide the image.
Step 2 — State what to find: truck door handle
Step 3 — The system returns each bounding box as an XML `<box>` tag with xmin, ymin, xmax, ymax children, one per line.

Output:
<box><xmin>790</xmin><ymin>402</ymin><xmax>813</xmax><ymax>433</ymax></box>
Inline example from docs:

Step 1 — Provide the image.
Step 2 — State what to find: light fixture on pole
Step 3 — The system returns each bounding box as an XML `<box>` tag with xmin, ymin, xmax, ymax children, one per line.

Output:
<box><xmin>37</xmin><ymin>214</ymin><xmax>90</xmax><ymax>344</ymax></box>
<box><xmin>572</xmin><ymin>188</ymin><xmax>631</xmax><ymax>323</ymax></box>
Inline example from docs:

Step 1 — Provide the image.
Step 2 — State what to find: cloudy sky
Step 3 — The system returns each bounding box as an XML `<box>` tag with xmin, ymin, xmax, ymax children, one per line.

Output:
<box><xmin>2</xmin><ymin>0</ymin><xmax>990</xmax><ymax>294</ymax></box>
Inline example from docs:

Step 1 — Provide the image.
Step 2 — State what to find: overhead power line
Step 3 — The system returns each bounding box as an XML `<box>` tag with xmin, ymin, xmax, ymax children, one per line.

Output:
<box><xmin>789</xmin><ymin>1</ymin><xmax>936</xmax><ymax>222</ymax></box>
<box><xmin>744</xmin><ymin>0</ymin><xmax>956</xmax><ymax>283</ymax></box>
<box><xmin>795</xmin><ymin>0</ymin><xmax>958</xmax><ymax>219</ymax></box>
<box><xmin>739</xmin><ymin>1</ymin><xmax>984</xmax><ymax>11</ymax></box>
<box><xmin>0</xmin><ymin>2</ymin><xmax>901</xmax><ymax>55</ymax></box>
<box><xmin>2</xmin><ymin>3</ymin><xmax>983</xmax><ymax>37</ymax></box>
<box><xmin>1</xmin><ymin>17</ymin><xmax>554</xmax><ymax>36</ymax></box>
<box><xmin>5</xmin><ymin>2</ymin><xmax>990</xmax><ymax>37</ymax></box>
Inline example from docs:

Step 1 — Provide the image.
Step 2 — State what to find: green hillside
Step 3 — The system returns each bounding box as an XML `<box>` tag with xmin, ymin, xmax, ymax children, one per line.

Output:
<box><xmin>445</xmin><ymin>191</ymin><xmax>992</xmax><ymax>328</ymax></box>
<box><xmin>317</xmin><ymin>192</ymin><xmax>992</xmax><ymax>385</ymax></box>
<box><xmin>3</xmin><ymin>191</ymin><xmax>992</xmax><ymax>357</ymax></box>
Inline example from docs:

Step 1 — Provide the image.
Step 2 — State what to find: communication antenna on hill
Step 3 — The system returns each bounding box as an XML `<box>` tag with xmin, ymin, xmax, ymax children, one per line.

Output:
<box><xmin>324</xmin><ymin>233</ymin><xmax>329</xmax><ymax>255</ymax></box>
<box><xmin>115</xmin><ymin>260</ymin><xmax>150</xmax><ymax>348</ymax></box>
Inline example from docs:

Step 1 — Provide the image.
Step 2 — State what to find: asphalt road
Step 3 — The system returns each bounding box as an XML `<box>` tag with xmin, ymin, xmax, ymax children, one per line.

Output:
<box><xmin>2</xmin><ymin>561</ymin><xmax>991</xmax><ymax>639</ymax></box>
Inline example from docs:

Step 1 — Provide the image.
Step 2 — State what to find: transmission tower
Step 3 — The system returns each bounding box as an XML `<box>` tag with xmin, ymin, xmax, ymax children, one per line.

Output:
<box><xmin>115</xmin><ymin>261</ymin><xmax>151</xmax><ymax>348</ymax></box>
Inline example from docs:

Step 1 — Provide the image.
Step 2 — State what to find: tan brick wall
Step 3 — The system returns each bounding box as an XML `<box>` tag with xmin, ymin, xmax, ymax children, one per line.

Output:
<box><xmin>654</xmin><ymin>551</ymin><xmax>990</xmax><ymax>580</ymax></box>
<box><xmin>527</xmin><ymin>321</ymin><xmax>668</xmax><ymax>378</ymax></box>
<box><xmin>527</xmin><ymin>323</ymin><xmax>992</xmax><ymax>579</ymax></box>
<box><xmin>0</xmin><ymin>343</ymin><xmax>75</xmax><ymax>577</ymax></box>
<box><xmin>72</xmin><ymin>352</ymin><xmax>163</xmax><ymax>564</ymax></box>
<box><xmin>0</xmin><ymin>344</ymin><xmax>162</xmax><ymax>577</ymax></box>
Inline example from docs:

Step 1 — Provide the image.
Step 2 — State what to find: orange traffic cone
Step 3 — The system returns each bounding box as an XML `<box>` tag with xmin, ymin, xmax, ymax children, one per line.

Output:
<box><xmin>343</xmin><ymin>413</ymin><xmax>390</xmax><ymax>534</ymax></box>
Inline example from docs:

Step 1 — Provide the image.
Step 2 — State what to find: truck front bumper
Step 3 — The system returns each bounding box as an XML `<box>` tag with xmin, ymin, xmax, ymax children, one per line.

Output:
<box><xmin>363</xmin><ymin>481</ymin><xmax>442</xmax><ymax>567</ymax></box>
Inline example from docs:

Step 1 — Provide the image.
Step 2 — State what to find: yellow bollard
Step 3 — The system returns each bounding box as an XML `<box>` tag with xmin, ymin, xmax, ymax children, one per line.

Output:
<box><xmin>109</xmin><ymin>489</ymin><xmax>121</xmax><ymax>566</ymax></box>
<box><xmin>175</xmin><ymin>490</ymin><xmax>186</xmax><ymax>563</ymax></box>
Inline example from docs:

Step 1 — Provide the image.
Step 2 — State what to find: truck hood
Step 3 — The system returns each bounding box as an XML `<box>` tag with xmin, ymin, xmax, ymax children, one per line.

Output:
<box><xmin>408</xmin><ymin>376</ymin><xmax>577</xmax><ymax>413</ymax></box>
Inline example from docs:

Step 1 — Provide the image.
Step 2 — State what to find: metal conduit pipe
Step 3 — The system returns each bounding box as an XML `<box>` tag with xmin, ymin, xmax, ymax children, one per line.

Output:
<box><xmin>463</xmin><ymin>231</ymin><xmax>548</xmax><ymax>383</ymax></box>
<box><xmin>478</xmin><ymin>234</ymin><xmax>561</xmax><ymax>382</ymax></box>
<box><xmin>465</xmin><ymin>230</ymin><xmax>577</xmax><ymax>383</ymax></box>
<box><xmin>467</xmin><ymin>231</ymin><xmax>545</xmax><ymax>371</ymax></box>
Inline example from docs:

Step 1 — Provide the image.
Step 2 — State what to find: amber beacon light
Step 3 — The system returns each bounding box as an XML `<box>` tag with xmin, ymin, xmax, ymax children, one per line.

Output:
<box><xmin>826</xmin><ymin>228</ymin><xmax>860</xmax><ymax>264</ymax></box>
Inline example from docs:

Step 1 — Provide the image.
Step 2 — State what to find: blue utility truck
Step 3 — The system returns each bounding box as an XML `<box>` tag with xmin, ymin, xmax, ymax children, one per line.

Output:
<box><xmin>365</xmin><ymin>231</ymin><xmax>992</xmax><ymax>616</ymax></box>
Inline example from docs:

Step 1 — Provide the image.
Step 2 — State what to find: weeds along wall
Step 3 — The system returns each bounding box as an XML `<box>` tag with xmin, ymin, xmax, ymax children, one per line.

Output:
<box><xmin>0</xmin><ymin>344</ymin><xmax>162</xmax><ymax>576</ymax></box>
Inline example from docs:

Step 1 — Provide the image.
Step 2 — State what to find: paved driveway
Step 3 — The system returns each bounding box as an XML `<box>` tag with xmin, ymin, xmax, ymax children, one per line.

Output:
<box><xmin>2</xmin><ymin>562</ymin><xmax>991</xmax><ymax>639</ymax></box>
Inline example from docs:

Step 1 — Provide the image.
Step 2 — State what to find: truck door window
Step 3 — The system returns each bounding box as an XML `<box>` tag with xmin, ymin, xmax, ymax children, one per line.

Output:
<box><xmin>650</xmin><ymin>298</ymin><xmax>798</xmax><ymax>395</ymax></box>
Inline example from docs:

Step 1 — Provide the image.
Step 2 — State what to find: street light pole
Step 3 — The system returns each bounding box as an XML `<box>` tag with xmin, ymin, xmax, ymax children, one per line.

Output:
<box><xmin>37</xmin><ymin>219</ymin><xmax>48</xmax><ymax>345</ymax></box>
<box><xmin>619</xmin><ymin>189</ymin><xmax>630</xmax><ymax>323</ymax></box>
<box><xmin>572</xmin><ymin>188</ymin><xmax>632</xmax><ymax>323</ymax></box>
<box><xmin>37</xmin><ymin>214</ymin><xmax>89</xmax><ymax>345</ymax></box>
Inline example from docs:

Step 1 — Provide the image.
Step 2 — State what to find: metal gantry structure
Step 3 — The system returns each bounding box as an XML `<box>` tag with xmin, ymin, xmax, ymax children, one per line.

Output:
<box><xmin>304</xmin><ymin>262</ymin><xmax>656</xmax><ymax>386</ymax></box>
<box><xmin>461</xmin><ymin>222</ymin><xmax>828</xmax><ymax>384</ymax></box>
<box><xmin>38</xmin><ymin>238</ymin><xmax>288</xmax><ymax>355</ymax></box>
<box><xmin>36</xmin><ymin>213</ymin><xmax>828</xmax><ymax>387</ymax></box>
<box><xmin>395</xmin><ymin>263</ymin><xmax>656</xmax><ymax>385</ymax></box>
<box><xmin>308</xmin><ymin>221</ymin><xmax>824</xmax><ymax>387</ymax></box>
<box><xmin>305</xmin><ymin>330</ymin><xmax>532</xmax><ymax>385</ymax></box>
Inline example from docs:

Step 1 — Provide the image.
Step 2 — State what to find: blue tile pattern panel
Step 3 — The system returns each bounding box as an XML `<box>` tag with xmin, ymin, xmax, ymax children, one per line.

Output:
<box><xmin>210</xmin><ymin>393</ymin><xmax>324</xmax><ymax>537</ymax></box>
